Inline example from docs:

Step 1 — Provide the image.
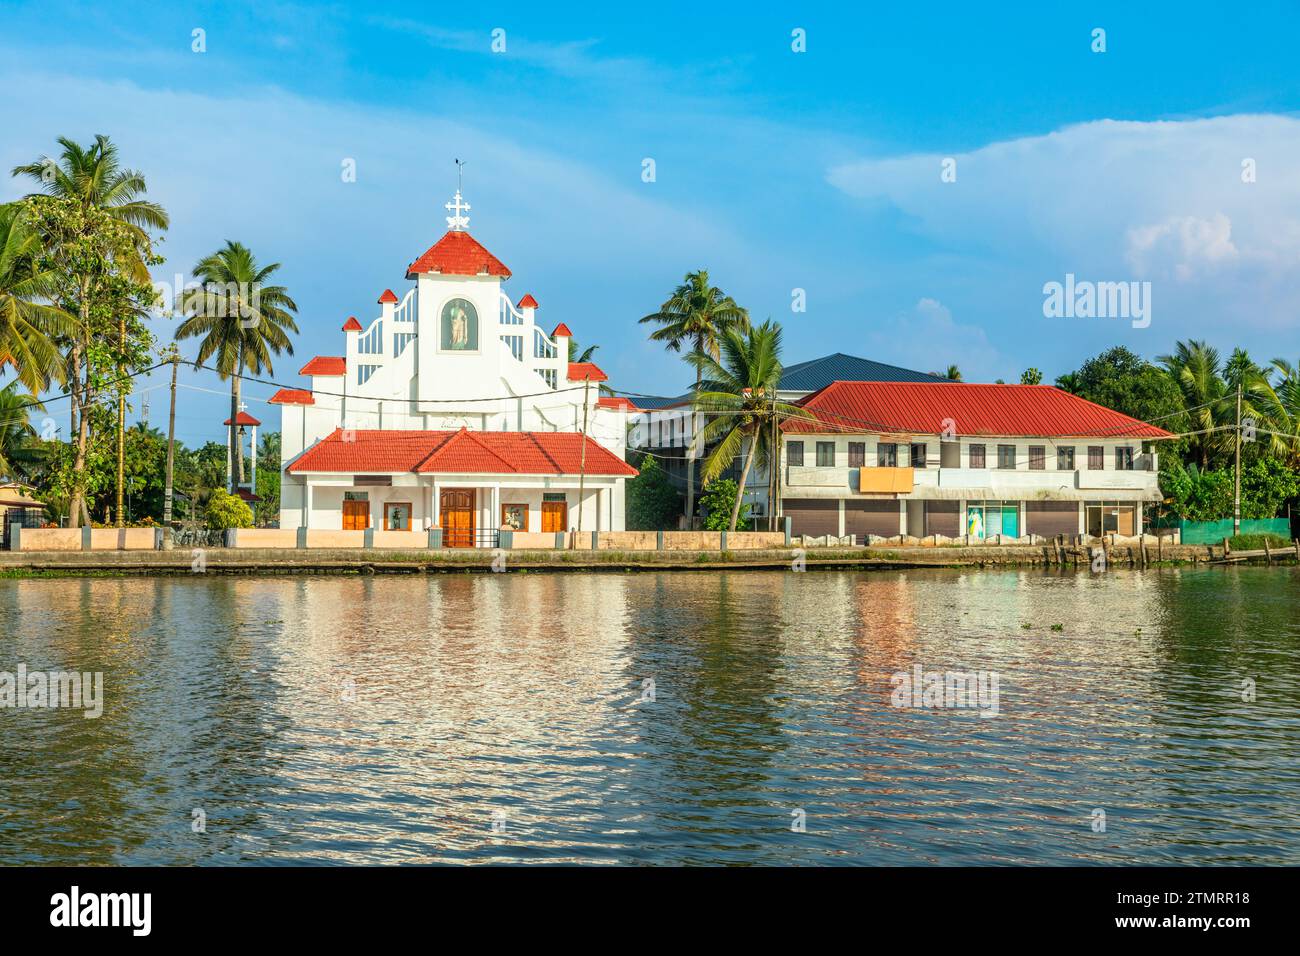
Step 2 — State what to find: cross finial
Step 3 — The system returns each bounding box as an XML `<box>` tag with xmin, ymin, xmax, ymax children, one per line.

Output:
<box><xmin>445</xmin><ymin>159</ymin><xmax>471</xmax><ymax>230</ymax></box>
<box><xmin>238</xmin><ymin>401</ymin><xmax>248</xmax><ymax>412</ymax></box>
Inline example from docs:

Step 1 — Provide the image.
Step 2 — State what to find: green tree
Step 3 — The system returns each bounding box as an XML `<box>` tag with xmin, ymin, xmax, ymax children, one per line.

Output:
<box><xmin>176</xmin><ymin>242</ymin><xmax>298</xmax><ymax>492</ymax></box>
<box><xmin>1158</xmin><ymin>340</ymin><xmax>1232</xmax><ymax>469</ymax></box>
<box><xmin>698</xmin><ymin>478</ymin><xmax>749</xmax><ymax>532</ymax></box>
<box><xmin>1019</xmin><ymin>367</ymin><xmax>1043</xmax><ymax>385</ymax></box>
<box><xmin>567</xmin><ymin>338</ymin><xmax>599</xmax><ymax>363</ymax></box>
<box><xmin>640</xmin><ymin>270</ymin><xmax>750</xmax><ymax>524</ymax></box>
<box><xmin>944</xmin><ymin>364</ymin><xmax>962</xmax><ymax>381</ymax></box>
<box><xmin>205</xmin><ymin>488</ymin><xmax>253</xmax><ymax>530</ymax></box>
<box><xmin>625</xmin><ymin>453</ymin><xmax>682</xmax><ymax>530</ymax></box>
<box><xmin>686</xmin><ymin>320</ymin><xmax>808</xmax><ymax>532</ymax></box>
<box><xmin>0</xmin><ymin>381</ymin><xmax>44</xmax><ymax>481</ymax></box>
<box><xmin>0</xmin><ymin>203</ymin><xmax>72</xmax><ymax>392</ymax></box>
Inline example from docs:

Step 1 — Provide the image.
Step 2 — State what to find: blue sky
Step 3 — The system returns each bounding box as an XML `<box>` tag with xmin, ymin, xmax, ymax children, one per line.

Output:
<box><xmin>2</xmin><ymin>1</ymin><xmax>1298</xmax><ymax>443</ymax></box>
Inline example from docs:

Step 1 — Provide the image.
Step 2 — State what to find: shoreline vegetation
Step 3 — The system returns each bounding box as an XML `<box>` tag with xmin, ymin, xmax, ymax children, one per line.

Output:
<box><xmin>2</xmin><ymin>543</ymin><xmax>1294</xmax><ymax>578</ymax></box>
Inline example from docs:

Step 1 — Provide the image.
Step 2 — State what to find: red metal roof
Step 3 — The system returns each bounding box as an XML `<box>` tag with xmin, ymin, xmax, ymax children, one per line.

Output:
<box><xmin>342</xmin><ymin>316</ymin><xmax>362</xmax><ymax>331</ymax></box>
<box><xmin>785</xmin><ymin>381</ymin><xmax>1175</xmax><ymax>439</ymax></box>
<box><xmin>517</xmin><ymin>293</ymin><xmax>539</xmax><ymax>309</ymax></box>
<box><xmin>299</xmin><ymin>356</ymin><xmax>346</xmax><ymax>376</ymax></box>
<box><xmin>288</xmin><ymin>428</ymin><xmax>637</xmax><ymax>477</ymax></box>
<box><xmin>597</xmin><ymin>395</ymin><xmax>638</xmax><ymax>411</ymax></box>
<box><xmin>223</xmin><ymin>411</ymin><xmax>262</xmax><ymax>426</ymax></box>
<box><xmin>406</xmin><ymin>231</ymin><xmax>511</xmax><ymax>279</ymax></box>
<box><xmin>378</xmin><ymin>289</ymin><xmax>399</xmax><ymax>304</ymax></box>
<box><xmin>269</xmin><ymin>388</ymin><xmax>314</xmax><ymax>406</ymax></box>
<box><xmin>551</xmin><ymin>323</ymin><xmax>573</xmax><ymax>337</ymax></box>
<box><xmin>567</xmin><ymin>362</ymin><xmax>607</xmax><ymax>382</ymax></box>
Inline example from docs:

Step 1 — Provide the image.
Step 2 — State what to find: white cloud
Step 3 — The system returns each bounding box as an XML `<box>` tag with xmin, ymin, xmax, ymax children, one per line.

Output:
<box><xmin>1125</xmin><ymin>213</ymin><xmax>1238</xmax><ymax>281</ymax></box>
<box><xmin>863</xmin><ymin>298</ymin><xmax>1004</xmax><ymax>382</ymax></box>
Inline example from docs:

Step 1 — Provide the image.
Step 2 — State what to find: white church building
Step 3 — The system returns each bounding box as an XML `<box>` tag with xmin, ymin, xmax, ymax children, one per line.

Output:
<box><xmin>272</xmin><ymin>189</ymin><xmax>637</xmax><ymax>545</ymax></box>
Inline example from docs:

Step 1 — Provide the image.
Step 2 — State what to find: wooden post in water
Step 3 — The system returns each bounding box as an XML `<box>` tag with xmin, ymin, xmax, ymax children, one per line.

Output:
<box><xmin>1263</xmin><ymin>538</ymin><xmax>1271</xmax><ymax>564</ymax></box>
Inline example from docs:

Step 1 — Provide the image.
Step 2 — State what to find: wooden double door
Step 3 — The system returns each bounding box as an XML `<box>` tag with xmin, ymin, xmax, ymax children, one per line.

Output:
<box><xmin>541</xmin><ymin>500</ymin><xmax>567</xmax><ymax>533</ymax></box>
<box><xmin>342</xmin><ymin>499</ymin><xmax>370</xmax><ymax>530</ymax></box>
<box><xmin>440</xmin><ymin>489</ymin><xmax>476</xmax><ymax>548</ymax></box>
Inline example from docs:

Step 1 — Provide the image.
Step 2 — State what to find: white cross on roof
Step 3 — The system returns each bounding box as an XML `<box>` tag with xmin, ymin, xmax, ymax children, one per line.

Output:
<box><xmin>445</xmin><ymin>190</ymin><xmax>471</xmax><ymax>231</ymax></box>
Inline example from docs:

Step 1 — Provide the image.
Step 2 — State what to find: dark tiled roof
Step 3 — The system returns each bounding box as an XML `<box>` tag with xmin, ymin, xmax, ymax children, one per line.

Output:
<box><xmin>779</xmin><ymin>352</ymin><xmax>947</xmax><ymax>391</ymax></box>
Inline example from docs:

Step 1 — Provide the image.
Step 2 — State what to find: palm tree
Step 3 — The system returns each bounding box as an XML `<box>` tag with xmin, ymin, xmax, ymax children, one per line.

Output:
<box><xmin>0</xmin><ymin>381</ymin><xmax>43</xmax><ymax>481</ymax></box>
<box><xmin>686</xmin><ymin>320</ymin><xmax>808</xmax><ymax>532</ymax></box>
<box><xmin>0</xmin><ymin>204</ymin><xmax>71</xmax><ymax>392</ymax></box>
<box><xmin>1054</xmin><ymin>372</ymin><xmax>1082</xmax><ymax>394</ymax></box>
<box><xmin>945</xmin><ymin>364</ymin><xmax>962</xmax><ymax>381</ymax></box>
<box><xmin>176</xmin><ymin>242</ymin><xmax>298</xmax><ymax>492</ymax></box>
<box><xmin>640</xmin><ymin>270</ymin><xmax>750</xmax><ymax>524</ymax></box>
<box><xmin>1158</xmin><ymin>340</ymin><xmax>1232</xmax><ymax>469</ymax></box>
<box><xmin>12</xmin><ymin>134</ymin><xmax>168</xmax><ymax>282</ymax></box>
<box><xmin>567</xmin><ymin>338</ymin><xmax>599</xmax><ymax>363</ymax></box>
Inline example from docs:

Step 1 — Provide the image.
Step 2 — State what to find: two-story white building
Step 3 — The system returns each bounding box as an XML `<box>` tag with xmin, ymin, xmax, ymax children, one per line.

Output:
<box><xmin>779</xmin><ymin>381</ymin><xmax>1173</xmax><ymax>541</ymax></box>
<box><xmin>272</xmin><ymin>190</ymin><xmax>636</xmax><ymax>543</ymax></box>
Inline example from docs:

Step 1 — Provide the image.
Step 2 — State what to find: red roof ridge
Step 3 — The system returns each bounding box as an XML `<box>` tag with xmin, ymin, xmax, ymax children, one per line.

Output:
<box><xmin>567</xmin><ymin>361</ymin><xmax>607</xmax><ymax>382</ymax></box>
<box><xmin>551</xmin><ymin>323</ymin><xmax>573</xmax><ymax>338</ymax></box>
<box><xmin>269</xmin><ymin>388</ymin><xmax>315</xmax><ymax>406</ymax></box>
<box><xmin>223</xmin><ymin>411</ymin><xmax>262</xmax><ymax>426</ymax></box>
<box><xmin>518</xmin><ymin>293</ymin><xmax>539</xmax><ymax>309</ymax></box>
<box><xmin>300</xmin><ymin>356</ymin><xmax>346</xmax><ymax>376</ymax></box>
<box><xmin>378</xmin><ymin>289</ymin><xmax>399</xmax><ymax>303</ymax></box>
<box><xmin>342</xmin><ymin>316</ymin><xmax>362</xmax><ymax>331</ymax></box>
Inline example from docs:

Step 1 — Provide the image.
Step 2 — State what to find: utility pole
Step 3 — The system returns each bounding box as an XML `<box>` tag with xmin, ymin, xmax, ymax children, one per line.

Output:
<box><xmin>116</xmin><ymin>315</ymin><xmax>126</xmax><ymax>528</ymax></box>
<box><xmin>163</xmin><ymin>349</ymin><xmax>180</xmax><ymax>532</ymax></box>
<box><xmin>769</xmin><ymin>389</ymin><xmax>778</xmax><ymax>531</ymax></box>
<box><xmin>1234</xmin><ymin>381</ymin><xmax>1242</xmax><ymax>536</ymax></box>
<box><xmin>576</xmin><ymin>375</ymin><xmax>590</xmax><ymax>537</ymax></box>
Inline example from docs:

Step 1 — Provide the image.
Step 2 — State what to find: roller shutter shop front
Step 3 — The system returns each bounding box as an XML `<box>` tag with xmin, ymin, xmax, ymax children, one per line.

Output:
<box><xmin>924</xmin><ymin>500</ymin><xmax>961</xmax><ymax>537</ymax></box>
<box><xmin>845</xmin><ymin>499</ymin><xmax>900</xmax><ymax>542</ymax></box>
<box><xmin>1026</xmin><ymin>501</ymin><xmax>1080</xmax><ymax>537</ymax></box>
<box><xmin>784</xmin><ymin>498</ymin><xmax>839</xmax><ymax>538</ymax></box>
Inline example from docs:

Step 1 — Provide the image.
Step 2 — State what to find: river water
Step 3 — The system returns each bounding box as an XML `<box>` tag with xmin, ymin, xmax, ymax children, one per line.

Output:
<box><xmin>1</xmin><ymin>567</ymin><xmax>1297</xmax><ymax>865</ymax></box>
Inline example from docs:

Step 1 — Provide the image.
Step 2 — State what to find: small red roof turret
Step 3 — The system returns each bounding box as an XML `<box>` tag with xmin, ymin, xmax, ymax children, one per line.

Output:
<box><xmin>518</xmin><ymin>293</ymin><xmax>539</xmax><ymax>309</ymax></box>
<box><xmin>342</xmin><ymin>316</ymin><xmax>363</xmax><ymax>331</ymax></box>
<box><xmin>378</xmin><ymin>289</ymin><xmax>399</xmax><ymax>304</ymax></box>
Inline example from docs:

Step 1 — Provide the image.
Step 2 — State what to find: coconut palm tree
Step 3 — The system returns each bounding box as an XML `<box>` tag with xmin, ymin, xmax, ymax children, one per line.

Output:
<box><xmin>0</xmin><ymin>204</ymin><xmax>71</xmax><ymax>392</ymax></box>
<box><xmin>567</xmin><ymin>338</ymin><xmax>599</xmax><ymax>363</ymax></box>
<box><xmin>640</xmin><ymin>270</ymin><xmax>750</xmax><ymax>524</ymax></box>
<box><xmin>0</xmin><ymin>380</ymin><xmax>43</xmax><ymax>481</ymax></box>
<box><xmin>176</xmin><ymin>242</ymin><xmax>298</xmax><ymax>492</ymax></box>
<box><xmin>11</xmin><ymin>134</ymin><xmax>168</xmax><ymax>282</ymax></box>
<box><xmin>1158</xmin><ymin>340</ymin><xmax>1232</xmax><ymax>469</ymax></box>
<box><xmin>944</xmin><ymin>364</ymin><xmax>963</xmax><ymax>381</ymax></box>
<box><xmin>686</xmin><ymin>320</ymin><xmax>808</xmax><ymax>532</ymax></box>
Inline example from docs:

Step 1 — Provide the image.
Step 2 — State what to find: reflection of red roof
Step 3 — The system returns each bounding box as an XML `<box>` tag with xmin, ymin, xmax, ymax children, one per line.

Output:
<box><xmin>268</xmin><ymin>388</ymin><xmax>314</xmax><ymax>406</ymax></box>
<box><xmin>406</xmin><ymin>231</ymin><xmax>511</xmax><ymax>279</ymax></box>
<box><xmin>597</xmin><ymin>395</ymin><xmax>638</xmax><ymax>411</ymax></box>
<box><xmin>785</xmin><ymin>381</ymin><xmax>1176</xmax><ymax>438</ymax></box>
<box><xmin>289</xmin><ymin>428</ymin><xmax>637</xmax><ymax>477</ymax></box>
<box><xmin>342</xmin><ymin>316</ymin><xmax>362</xmax><ymax>331</ymax></box>
<box><xmin>567</xmin><ymin>362</ymin><xmax>607</xmax><ymax>382</ymax></box>
<box><xmin>378</xmin><ymin>289</ymin><xmax>399</xmax><ymax>304</ymax></box>
<box><xmin>518</xmin><ymin>293</ymin><xmax>539</xmax><ymax>309</ymax></box>
<box><xmin>551</xmin><ymin>323</ymin><xmax>573</xmax><ymax>337</ymax></box>
<box><xmin>223</xmin><ymin>411</ymin><xmax>262</xmax><ymax>426</ymax></box>
<box><xmin>299</xmin><ymin>356</ymin><xmax>346</xmax><ymax>376</ymax></box>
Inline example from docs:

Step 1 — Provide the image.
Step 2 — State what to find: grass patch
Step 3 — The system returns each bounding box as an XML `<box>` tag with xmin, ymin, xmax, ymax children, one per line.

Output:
<box><xmin>1228</xmin><ymin>533</ymin><xmax>1293</xmax><ymax>551</ymax></box>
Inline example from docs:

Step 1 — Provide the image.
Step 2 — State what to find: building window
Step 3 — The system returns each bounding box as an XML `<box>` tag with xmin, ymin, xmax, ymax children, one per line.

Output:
<box><xmin>384</xmin><ymin>502</ymin><xmax>412</xmax><ymax>531</ymax></box>
<box><xmin>787</xmin><ymin>441</ymin><xmax>804</xmax><ymax>467</ymax></box>
<box><xmin>997</xmin><ymin>444</ymin><xmax>1017</xmax><ymax>469</ymax></box>
<box><xmin>1088</xmin><ymin>446</ymin><xmax>1104</xmax><ymax>470</ymax></box>
<box><xmin>910</xmin><ymin>443</ymin><xmax>927</xmax><ymax>468</ymax></box>
<box><xmin>877</xmin><ymin>442</ymin><xmax>898</xmax><ymax>467</ymax></box>
<box><xmin>969</xmin><ymin>444</ymin><xmax>986</xmax><ymax>468</ymax></box>
<box><xmin>848</xmin><ymin>442</ymin><xmax>866</xmax><ymax>468</ymax></box>
<box><xmin>1029</xmin><ymin>445</ymin><xmax>1046</xmax><ymax>470</ymax></box>
<box><xmin>1057</xmin><ymin>446</ymin><xmax>1075</xmax><ymax>470</ymax></box>
<box><xmin>1115</xmin><ymin>446</ymin><xmax>1135</xmax><ymax>470</ymax></box>
<box><xmin>966</xmin><ymin>500</ymin><xmax>1021</xmax><ymax>539</ymax></box>
<box><xmin>816</xmin><ymin>442</ymin><xmax>836</xmax><ymax>467</ymax></box>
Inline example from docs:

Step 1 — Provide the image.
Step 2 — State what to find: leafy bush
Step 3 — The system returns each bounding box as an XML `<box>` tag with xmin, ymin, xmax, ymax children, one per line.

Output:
<box><xmin>625</xmin><ymin>454</ymin><xmax>682</xmax><ymax>530</ymax></box>
<box><xmin>205</xmin><ymin>489</ymin><xmax>253</xmax><ymax>530</ymax></box>
<box><xmin>698</xmin><ymin>478</ymin><xmax>750</xmax><ymax>531</ymax></box>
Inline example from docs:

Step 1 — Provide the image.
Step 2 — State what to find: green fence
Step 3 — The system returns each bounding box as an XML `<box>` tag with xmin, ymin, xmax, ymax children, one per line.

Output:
<box><xmin>1175</xmin><ymin>518</ymin><xmax>1292</xmax><ymax>545</ymax></box>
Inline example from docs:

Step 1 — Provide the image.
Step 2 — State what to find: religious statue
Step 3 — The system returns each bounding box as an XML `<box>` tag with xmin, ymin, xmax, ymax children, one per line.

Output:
<box><xmin>440</xmin><ymin>298</ymin><xmax>477</xmax><ymax>351</ymax></box>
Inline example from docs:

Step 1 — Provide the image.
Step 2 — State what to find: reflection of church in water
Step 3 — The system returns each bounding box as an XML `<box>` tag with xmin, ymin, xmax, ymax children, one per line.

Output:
<box><xmin>272</xmin><ymin>188</ymin><xmax>637</xmax><ymax>542</ymax></box>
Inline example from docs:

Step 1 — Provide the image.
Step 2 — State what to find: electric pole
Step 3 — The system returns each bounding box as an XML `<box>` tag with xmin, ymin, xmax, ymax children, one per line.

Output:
<box><xmin>116</xmin><ymin>315</ymin><xmax>126</xmax><ymax>528</ymax></box>
<box><xmin>1234</xmin><ymin>381</ymin><xmax>1242</xmax><ymax>536</ymax></box>
<box><xmin>163</xmin><ymin>349</ymin><xmax>180</xmax><ymax>532</ymax></box>
<box><xmin>576</xmin><ymin>375</ymin><xmax>590</xmax><ymax>538</ymax></box>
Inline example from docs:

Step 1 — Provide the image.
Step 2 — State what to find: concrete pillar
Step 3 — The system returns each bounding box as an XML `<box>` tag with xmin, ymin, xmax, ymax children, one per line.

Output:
<box><xmin>784</xmin><ymin>515</ymin><xmax>792</xmax><ymax>546</ymax></box>
<box><xmin>838</xmin><ymin>499</ymin><xmax>846</xmax><ymax>537</ymax></box>
<box><xmin>428</xmin><ymin>528</ymin><xmax>443</xmax><ymax>549</ymax></box>
<box><xmin>363</xmin><ymin>528</ymin><xmax>374</xmax><ymax>548</ymax></box>
<box><xmin>81</xmin><ymin>526</ymin><xmax>92</xmax><ymax>551</ymax></box>
<box><xmin>657</xmin><ymin>529</ymin><xmax>664</xmax><ymax>550</ymax></box>
<box><xmin>8</xmin><ymin>522</ymin><xmax>20</xmax><ymax>552</ymax></box>
<box><xmin>499</xmin><ymin>529</ymin><xmax>513</xmax><ymax>549</ymax></box>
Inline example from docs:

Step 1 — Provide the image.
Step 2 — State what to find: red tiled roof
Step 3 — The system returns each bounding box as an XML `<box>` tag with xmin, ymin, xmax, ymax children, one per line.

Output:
<box><xmin>342</xmin><ymin>316</ymin><xmax>362</xmax><ymax>331</ymax></box>
<box><xmin>597</xmin><ymin>395</ymin><xmax>638</xmax><ymax>411</ymax></box>
<box><xmin>234</xmin><ymin>488</ymin><xmax>262</xmax><ymax>503</ymax></box>
<box><xmin>269</xmin><ymin>388</ymin><xmax>314</xmax><ymax>406</ymax></box>
<box><xmin>784</xmin><ymin>381</ymin><xmax>1175</xmax><ymax>439</ymax></box>
<box><xmin>223</xmin><ymin>411</ymin><xmax>262</xmax><ymax>426</ymax></box>
<box><xmin>518</xmin><ymin>293</ymin><xmax>539</xmax><ymax>309</ymax></box>
<box><xmin>567</xmin><ymin>362</ymin><xmax>607</xmax><ymax>382</ymax></box>
<box><xmin>406</xmin><ymin>231</ymin><xmax>511</xmax><ymax>279</ymax></box>
<box><xmin>378</xmin><ymin>289</ymin><xmax>399</xmax><ymax>304</ymax></box>
<box><xmin>299</xmin><ymin>356</ymin><xmax>346</xmax><ymax>376</ymax></box>
<box><xmin>551</xmin><ymin>323</ymin><xmax>573</xmax><ymax>337</ymax></box>
<box><xmin>289</xmin><ymin>428</ymin><xmax>637</xmax><ymax>477</ymax></box>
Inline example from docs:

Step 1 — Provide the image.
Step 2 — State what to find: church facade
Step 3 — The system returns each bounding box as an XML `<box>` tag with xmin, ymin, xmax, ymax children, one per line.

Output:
<box><xmin>272</xmin><ymin>190</ymin><xmax>636</xmax><ymax>544</ymax></box>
